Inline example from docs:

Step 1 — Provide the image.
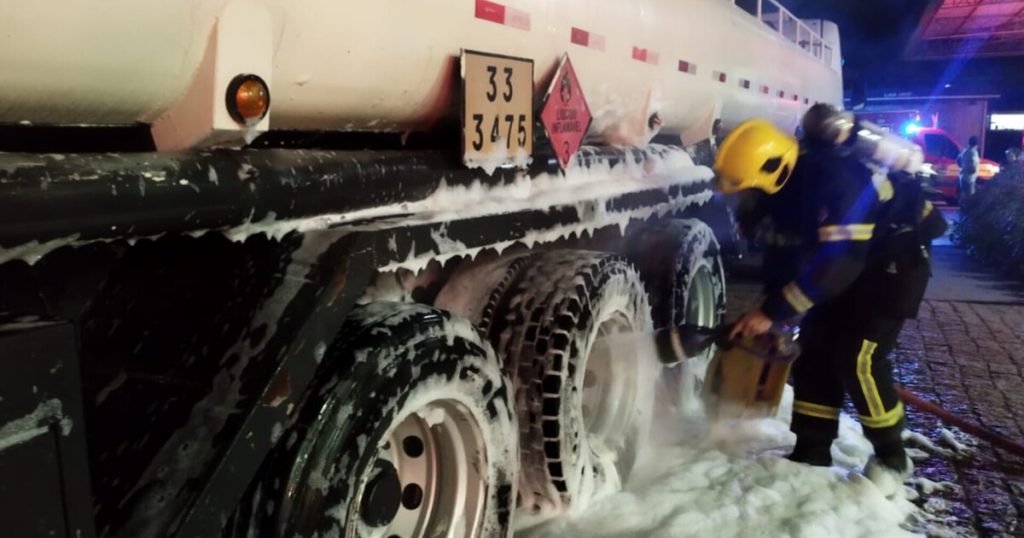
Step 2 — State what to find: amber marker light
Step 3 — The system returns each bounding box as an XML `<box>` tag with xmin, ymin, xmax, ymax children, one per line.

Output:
<box><xmin>226</xmin><ymin>74</ymin><xmax>270</xmax><ymax>125</ymax></box>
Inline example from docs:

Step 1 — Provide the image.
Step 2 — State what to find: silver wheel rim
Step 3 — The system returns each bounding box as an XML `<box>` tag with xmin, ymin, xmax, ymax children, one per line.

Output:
<box><xmin>686</xmin><ymin>265</ymin><xmax>718</xmax><ymax>331</ymax></box>
<box><xmin>353</xmin><ymin>400</ymin><xmax>488</xmax><ymax>538</ymax></box>
<box><xmin>660</xmin><ymin>263</ymin><xmax>719</xmax><ymax>416</ymax></box>
<box><xmin>683</xmin><ymin>264</ymin><xmax>718</xmax><ymax>384</ymax></box>
<box><xmin>582</xmin><ymin>313</ymin><xmax>641</xmax><ymax>457</ymax></box>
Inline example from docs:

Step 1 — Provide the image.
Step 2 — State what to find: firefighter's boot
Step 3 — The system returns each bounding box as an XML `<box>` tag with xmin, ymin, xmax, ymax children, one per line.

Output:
<box><xmin>864</xmin><ymin>452</ymin><xmax>913</xmax><ymax>500</ymax></box>
<box><xmin>786</xmin><ymin>435</ymin><xmax>833</xmax><ymax>467</ymax></box>
<box><xmin>863</xmin><ymin>444</ymin><xmax>913</xmax><ymax>498</ymax></box>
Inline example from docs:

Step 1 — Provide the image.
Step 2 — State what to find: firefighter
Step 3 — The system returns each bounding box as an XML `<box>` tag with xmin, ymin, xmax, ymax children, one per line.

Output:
<box><xmin>714</xmin><ymin>106</ymin><xmax>948</xmax><ymax>491</ymax></box>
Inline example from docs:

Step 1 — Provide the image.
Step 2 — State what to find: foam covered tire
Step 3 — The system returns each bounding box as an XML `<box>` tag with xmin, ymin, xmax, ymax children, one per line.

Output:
<box><xmin>628</xmin><ymin>219</ymin><xmax>726</xmax><ymax>415</ymax></box>
<box><xmin>434</xmin><ymin>254</ymin><xmax>535</xmax><ymax>326</ymax></box>
<box><xmin>483</xmin><ymin>251</ymin><xmax>655</xmax><ymax>518</ymax></box>
<box><xmin>231</xmin><ymin>303</ymin><xmax>518</xmax><ymax>538</ymax></box>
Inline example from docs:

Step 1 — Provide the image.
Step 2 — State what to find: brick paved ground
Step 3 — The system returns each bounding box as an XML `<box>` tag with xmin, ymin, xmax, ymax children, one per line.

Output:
<box><xmin>897</xmin><ymin>301</ymin><xmax>1024</xmax><ymax>537</ymax></box>
<box><xmin>725</xmin><ymin>278</ymin><xmax>1024</xmax><ymax>537</ymax></box>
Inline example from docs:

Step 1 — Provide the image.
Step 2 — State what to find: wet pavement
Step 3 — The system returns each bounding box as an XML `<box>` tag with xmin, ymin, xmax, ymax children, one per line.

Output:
<box><xmin>925</xmin><ymin>206</ymin><xmax>1024</xmax><ymax>304</ymax></box>
<box><xmin>724</xmin><ymin>205</ymin><xmax>1024</xmax><ymax>537</ymax></box>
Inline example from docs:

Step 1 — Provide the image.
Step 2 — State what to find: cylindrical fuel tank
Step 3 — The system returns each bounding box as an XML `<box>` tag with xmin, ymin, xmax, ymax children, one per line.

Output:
<box><xmin>0</xmin><ymin>0</ymin><xmax>842</xmax><ymax>143</ymax></box>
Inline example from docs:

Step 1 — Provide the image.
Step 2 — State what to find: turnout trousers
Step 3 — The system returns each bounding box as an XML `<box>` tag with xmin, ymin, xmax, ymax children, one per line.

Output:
<box><xmin>789</xmin><ymin>302</ymin><xmax>907</xmax><ymax>466</ymax></box>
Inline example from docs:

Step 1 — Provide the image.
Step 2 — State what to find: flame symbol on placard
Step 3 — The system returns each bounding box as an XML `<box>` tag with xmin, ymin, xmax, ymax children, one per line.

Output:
<box><xmin>560</xmin><ymin>73</ymin><xmax>572</xmax><ymax>104</ymax></box>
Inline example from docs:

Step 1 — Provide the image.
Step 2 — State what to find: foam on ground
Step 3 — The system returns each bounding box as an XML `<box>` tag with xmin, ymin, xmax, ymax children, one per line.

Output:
<box><xmin>517</xmin><ymin>354</ymin><xmax>929</xmax><ymax>537</ymax></box>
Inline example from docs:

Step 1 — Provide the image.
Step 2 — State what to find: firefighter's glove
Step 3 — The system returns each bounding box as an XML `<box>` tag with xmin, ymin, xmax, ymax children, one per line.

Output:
<box><xmin>729</xmin><ymin>308</ymin><xmax>773</xmax><ymax>340</ymax></box>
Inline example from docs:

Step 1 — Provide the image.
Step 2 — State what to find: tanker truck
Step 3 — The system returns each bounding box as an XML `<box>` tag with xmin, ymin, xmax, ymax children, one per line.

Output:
<box><xmin>0</xmin><ymin>1</ymin><xmax>842</xmax><ymax>536</ymax></box>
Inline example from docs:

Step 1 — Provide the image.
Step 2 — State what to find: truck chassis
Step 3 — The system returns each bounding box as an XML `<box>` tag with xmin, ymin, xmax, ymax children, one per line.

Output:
<box><xmin>0</xmin><ymin>143</ymin><xmax>729</xmax><ymax>537</ymax></box>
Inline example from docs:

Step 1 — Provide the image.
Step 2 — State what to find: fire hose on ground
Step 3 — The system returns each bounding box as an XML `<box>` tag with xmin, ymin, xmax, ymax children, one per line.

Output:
<box><xmin>894</xmin><ymin>386</ymin><xmax>1024</xmax><ymax>458</ymax></box>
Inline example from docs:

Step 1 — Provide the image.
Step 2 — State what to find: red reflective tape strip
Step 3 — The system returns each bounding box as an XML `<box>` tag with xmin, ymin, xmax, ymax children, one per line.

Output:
<box><xmin>475</xmin><ymin>0</ymin><xmax>529</xmax><ymax>30</ymax></box>
<box><xmin>475</xmin><ymin>0</ymin><xmax>505</xmax><ymax>24</ymax></box>
<box><xmin>571</xmin><ymin>27</ymin><xmax>589</xmax><ymax>46</ymax></box>
<box><xmin>506</xmin><ymin>7</ymin><xmax>530</xmax><ymax>30</ymax></box>
<box><xmin>632</xmin><ymin>47</ymin><xmax>658</xmax><ymax>65</ymax></box>
<box><xmin>571</xmin><ymin>27</ymin><xmax>605</xmax><ymax>50</ymax></box>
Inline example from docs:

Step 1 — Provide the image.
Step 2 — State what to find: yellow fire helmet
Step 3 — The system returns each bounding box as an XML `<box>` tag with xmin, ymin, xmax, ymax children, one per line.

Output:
<box><xmin>714</xmin><ymin>119</ymin><xmax>799</xmax><ymax>195</ymax></box>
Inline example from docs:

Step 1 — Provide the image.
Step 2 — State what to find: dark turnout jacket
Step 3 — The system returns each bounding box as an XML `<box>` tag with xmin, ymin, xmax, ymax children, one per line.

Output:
<box><xmin>737</xmin><ymin>143</ymin><xmax>948</xmax><ymax>322</ymax></box>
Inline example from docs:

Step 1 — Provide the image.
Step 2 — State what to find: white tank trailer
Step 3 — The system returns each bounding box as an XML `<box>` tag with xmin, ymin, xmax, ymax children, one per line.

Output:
<box><xmin>0</xmin><ymin>0</ymin><xmax>841</xmax><ymax>148</ymax></box>
<box><xmin>0</xmin><ymin>1</ymin><xmax>842</xmax><ymax>537</ymax></box>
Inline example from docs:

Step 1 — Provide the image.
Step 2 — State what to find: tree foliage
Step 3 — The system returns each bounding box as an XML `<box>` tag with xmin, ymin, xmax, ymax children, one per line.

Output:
<box><xmin>951</xmin><ymin>163</ymin><xmax>1024</xmax><ymax>278</ymax></box>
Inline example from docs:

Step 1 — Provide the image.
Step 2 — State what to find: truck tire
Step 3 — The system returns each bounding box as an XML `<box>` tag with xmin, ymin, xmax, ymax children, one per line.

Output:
<box><xmin>234</xmin><ymin>303</ymin><xmax>518</xmax><ymax>538</ymax></box>
<box><xmin>433</xmin><ymin>253</ymin><xmax>535</xmax><ymax>326</ymax></box>
<box><xmin>483</xmin><ymin>251</ymin><xmax>655</xmax><ymax>518</ymax></box>
<box><xmin>629</xmin><ymin>219</ymin><xmax>726</xmax><ymax>416</ymax></box>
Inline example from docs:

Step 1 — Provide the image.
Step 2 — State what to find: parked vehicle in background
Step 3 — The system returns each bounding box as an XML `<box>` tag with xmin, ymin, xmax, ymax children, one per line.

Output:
<box><xmin>857</xmin><ymin>109</ymin><xmax>922</xmax><ymax>135</ymax></box>
<box><xmin>909</xmin><ymin>126</ymin><xmax>1000</xmax><ymax>203</ymax></box>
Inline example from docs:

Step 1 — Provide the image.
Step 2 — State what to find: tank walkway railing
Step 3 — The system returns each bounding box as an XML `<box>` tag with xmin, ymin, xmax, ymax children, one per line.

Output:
<box><xmin>731</xmin><ymin>0</ymin><xmax>834</xmax><ymax>67</ymax></box>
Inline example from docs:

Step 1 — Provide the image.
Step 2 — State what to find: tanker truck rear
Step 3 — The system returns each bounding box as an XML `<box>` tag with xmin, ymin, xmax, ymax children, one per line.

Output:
<box><xmin>0</xmin><ymin>1</ymin><xmax>842</xmax><ymax>536</ymax></box>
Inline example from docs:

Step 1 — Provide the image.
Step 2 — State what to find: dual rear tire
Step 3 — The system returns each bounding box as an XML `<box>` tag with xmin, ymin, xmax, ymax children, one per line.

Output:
<box><xmin>440</xmin><ymin>252</ymin><xmax>656</xmax><ymax>518</ymax></box>
<box><xmin>628</xmin><ymin>219</ymin><xmax>726</xmax><ymax>416</ymax></box>
<box><xmin>232</xmin><ymin>220</ymin><xmax>725</xmax><ymax>537</ymax></box>
<box><xmin>231</xmin><ymin>303</ymin><xmax>518</xmax><ymax>538</ymax></box>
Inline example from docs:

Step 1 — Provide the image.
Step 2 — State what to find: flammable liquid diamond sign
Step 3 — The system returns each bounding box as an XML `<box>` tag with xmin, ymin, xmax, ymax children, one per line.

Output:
<box><xmin>540</xmin><ymin>54</ymin><xmax>592</xmax><ymax>170</ymax></box>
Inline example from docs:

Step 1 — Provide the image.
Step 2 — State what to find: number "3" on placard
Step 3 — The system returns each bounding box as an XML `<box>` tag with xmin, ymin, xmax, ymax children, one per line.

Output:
<box><xmin>471</xmin><ymin>113</ymin><xmax>528</xmax><ymax>151</ymax></box>
<box><xmin>486</xmin><ymin>66</ymin><xmax>514</xmax><ymax>103</ymax></box>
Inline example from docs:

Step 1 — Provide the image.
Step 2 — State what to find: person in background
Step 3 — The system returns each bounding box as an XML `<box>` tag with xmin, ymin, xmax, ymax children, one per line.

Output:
<box><xmin>957</xmin><ymin>136</ymin><xmax>980</xmax><ymax>204</ymax></box>
<box><xmin>1005</xmin><ymin>147</ymin><xmax>1021</xmax><ymax>169</ymax></box>
<box><xmin>716</xmin><ymin>105</ymin><xmax>948</xmax><ymax>496</ymax></box>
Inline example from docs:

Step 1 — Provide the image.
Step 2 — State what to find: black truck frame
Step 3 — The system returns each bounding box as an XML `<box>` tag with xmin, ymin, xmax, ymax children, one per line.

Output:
<box><xmin>0</xmin><ymin>142</ymin><xmax>733</xmax><ymax>537</ymax></box>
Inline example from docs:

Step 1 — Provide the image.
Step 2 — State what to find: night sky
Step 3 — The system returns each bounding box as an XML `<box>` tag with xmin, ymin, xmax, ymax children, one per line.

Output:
<box><xmin>784</xmin><ymin>0</ymin><xmax>1024</xmax><ymax>109</ymax></box>
<box><xmin>785</xmin><ymin>0</ymin><xmax>932</xmax><ymax>71</ymax></box>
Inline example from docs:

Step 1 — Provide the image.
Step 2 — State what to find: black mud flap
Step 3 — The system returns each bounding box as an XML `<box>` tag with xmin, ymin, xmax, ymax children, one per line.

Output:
<box><xmin>0</xmin><ymin>320</ymin><xmax>96</xmax><ymax>538</ymax></box>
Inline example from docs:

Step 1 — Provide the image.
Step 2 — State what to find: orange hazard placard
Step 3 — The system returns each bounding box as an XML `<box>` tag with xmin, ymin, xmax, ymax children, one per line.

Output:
<box><xmin>461</xmin><ymin>49</ymin><xmax>534</xmax><ymax>170</ymax></box>
<box><xmin>540</xmin><ymin>54</ymin><xmax>592</xmax><ymax>170</ymax></box>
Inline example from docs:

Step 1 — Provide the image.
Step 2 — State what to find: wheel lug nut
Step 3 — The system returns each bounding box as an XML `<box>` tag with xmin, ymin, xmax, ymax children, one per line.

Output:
<box><xmin>360</xmin><ymin>459</ymin><xmax>402</xmax><ymax>527</ymax></box>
